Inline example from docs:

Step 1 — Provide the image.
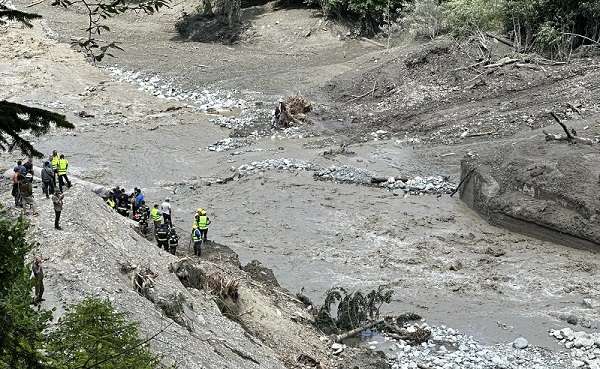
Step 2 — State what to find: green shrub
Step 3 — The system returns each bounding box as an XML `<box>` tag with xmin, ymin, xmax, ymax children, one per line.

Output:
<box><xmin>47</xmin><ymin>298</ymin><xmax>160</xmax><ymax>369</ymax></box>
<box><xmin>316</xmin><ymin>0</ymin><xmax>411</xmax><ymax>35</ymax></box>
<box><xmin>444</xmin><ymin>0</ymin><xmax>505</xmax><ymax>35</ymax></box>
<box><xmin>0</xmin><ymin>214</ymin><xmax>50</xmax><ymax>369</ymax></box>
<box><xmin>404</xmin><ymin>0</ymin><xmax>447</xmax><ymax>39</ymax></box>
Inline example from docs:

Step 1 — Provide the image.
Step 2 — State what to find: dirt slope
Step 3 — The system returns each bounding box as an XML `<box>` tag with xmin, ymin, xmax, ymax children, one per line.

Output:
<box><xmin>460</xmin><ymin>115</ymin><xmax>600</xmax><ymax>250</ymax></box>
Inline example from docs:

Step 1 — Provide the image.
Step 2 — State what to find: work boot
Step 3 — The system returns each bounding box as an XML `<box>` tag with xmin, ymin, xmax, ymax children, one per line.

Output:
<box><xmin>55</xmin><ymin>226</ymin><xmax>62</xmax><ymax>230</ymax></box>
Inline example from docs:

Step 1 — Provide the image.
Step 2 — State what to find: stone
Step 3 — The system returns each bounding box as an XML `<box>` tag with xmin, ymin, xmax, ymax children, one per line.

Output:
<box><xmin>512</xmin><ymin>337</ymin><xmax>529</xmax><ymax>349</ymax></box>
<box><xmin>583</xmin><ymin>298</ymin><xmax>599</xmax><ymax>309</ymax></box>
<box><xmin>573</xmin><ymin>335</ymin><xmax>595</xmax><ymax>348</ymax></box>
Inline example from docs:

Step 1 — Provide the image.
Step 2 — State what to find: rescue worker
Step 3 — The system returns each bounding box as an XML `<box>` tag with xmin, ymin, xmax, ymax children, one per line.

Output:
<box><xmin>52</xmin><ymin>190</ymin><xmax>64</xmax><ymax>230</ymax></box>
<box><xmin>57</xmin><ymin>154</ymin><xmax>72</xmax><ymax>192</ymax></box>
<box><xmin>134</xmin><ymin>188</ymin><xmax>145</xmax><ymax>213</ymax></box>
<box><xmin>137</xmin><ymin>200</ymin><xmax>150</xmax><ymax>235</ymax></box>
<box><xmin>41</xmin><ymin>161</ymin><xmax>55</xmax><ymax>198</ymax></box>
<box><xmin>51</xmin><ymin>150</ymin><xmax>60</xmax><ymax>172</ymax></box>
<box><xmin>20</xmin><ymin>173</ymin><xmax>37</xmax><ymax>216</ymax></box>
<box><xmin>195</xmin><ymin>208</ymin><xmax>211</xmax><ymax>242</ymax></box>
<box><xmin>106</xmin><ymin>196</ymin><xmax>116</xmax><ymax>209</ymax></box>
<box><xmin>160</xmin><ymin>198</ymin><xmax>172</xmax><ymax>227</ymax></box>
<box><xmin>168</xmin><ymin>228</ymin><xmax>179</xmax><ymax>255</ymax></box>
<box><xmin>192</xmin><ymin>225</ymin><xmax>203</xmax><ymax>256</ymax></box>
<box><xmin>155</xmin><ymin>223</ymin><xmax>169</xmax><ymax>250</ymax></box>
<box><xmin>31</xmin><ymin>256</ymin><xmax>44</xmax><ymax>305</ymax></box>
<box><xmin>150</xmin><ymin>204</ymin><xmax>162</xmax><ymax>230</ymax></box>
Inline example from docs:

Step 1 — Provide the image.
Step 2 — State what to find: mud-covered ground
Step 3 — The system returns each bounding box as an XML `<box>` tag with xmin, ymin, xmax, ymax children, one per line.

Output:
<box><xmin>3</xmin><ymin>1</ymin><xmax>600</xmax><ymax>365</ymax></box>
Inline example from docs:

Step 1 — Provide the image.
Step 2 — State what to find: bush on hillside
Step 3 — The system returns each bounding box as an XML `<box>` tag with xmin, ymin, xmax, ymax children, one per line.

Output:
<box><xmin>403</xmin><ymin>0</ymin><xmax>447</xmax><ymax>40</ymax></box>
<box><xmin>443</xmin><ymin>0</ymin><xmax>600</xmax><ymax>57</ymax></box>
<box><xmin>308</xmin><ymin>0</ymin><xmax>411</xmax><ymax>35</ymax></box>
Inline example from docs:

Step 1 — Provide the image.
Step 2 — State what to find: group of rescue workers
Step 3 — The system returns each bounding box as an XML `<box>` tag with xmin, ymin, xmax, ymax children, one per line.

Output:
<box><xmin>10</xmin><ymin>151</ymin><xmax>69</xmax><ymax>229</ymax></box>
<box><xmin>103</xmin><ymin>187</ymin><xmax>212</xmax><ymax>257</ymax></box>
<box><xmin>12</xmin><ymin>150</ymin><xmax>211</xmax><ymax>306</ymax></box>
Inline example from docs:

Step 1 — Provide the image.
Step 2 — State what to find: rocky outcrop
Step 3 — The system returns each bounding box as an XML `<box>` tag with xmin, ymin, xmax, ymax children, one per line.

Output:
<box><xmin>459</xmin><ymin>129</ymin><xmax>600</xmax><ymax>250</ymax></box>
<box><xmin>4</xmin><ymin>185</ymin><xmax>286</xmax><ymax>369</ymax></box>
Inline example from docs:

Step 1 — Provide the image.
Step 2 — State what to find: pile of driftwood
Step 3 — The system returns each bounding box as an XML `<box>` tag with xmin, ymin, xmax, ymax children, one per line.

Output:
<box><xmin>543</xmin><ymin>112</ymin><xmax>595</xmax><ymax>145</ymax></box>
<box><xmin>132</xmin><ymin>267</ymin><xmax>159</xmax><ymax>297</ymax></box>
<box><xmin>458</xmin><ymin>32</ymin><xmax>568</xmax><ymax>89</ymax></box>
<box><xmin>204</xmin><ymin>272</ymin><xmax>241</xmax><ymax>319</ymax></box>
<box><xmin>271</xmin><ymin>95</ymin><xmax>312</xmax><ymax>129</ymax></box>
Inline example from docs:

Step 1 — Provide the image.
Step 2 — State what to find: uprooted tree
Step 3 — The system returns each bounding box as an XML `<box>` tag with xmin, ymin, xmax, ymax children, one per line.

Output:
<box><xmin>299</xmin><ymin>285</ymin><xmax>430</xmax><ymax>343</ymax></box>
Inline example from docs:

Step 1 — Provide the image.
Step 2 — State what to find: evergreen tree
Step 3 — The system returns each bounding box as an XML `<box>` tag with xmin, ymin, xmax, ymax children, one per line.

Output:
<box><xmin>46</xmin><ymin>299</ymin><xmax>160</xmax><ymax>369</ymax></box>
<box><xmin>0</xmin><ymin>4</ymin><xmax>41</xmax><ymax>27</ymax></box>
<box><xmin>0</xmin><ymin>212</ymin><xmax>51</xmax><ymax>369</ymax></box>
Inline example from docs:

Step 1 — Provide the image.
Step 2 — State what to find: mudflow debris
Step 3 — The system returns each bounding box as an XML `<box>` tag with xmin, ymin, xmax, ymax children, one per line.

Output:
<box><xmin>236</xmin><ymin>158</ymin><xmax>317</xmax><ymax>176</ymax></box>
<box><xmin>549</xmin><ymin>327</ymin><xmax>600</xmax><ymax>368</ymax></box>
<box><xmin>314</xmin><ymin>166</ymin><xmax>456</xmax><ymax>195</ymax></box>
<box><xmin>389</xmin><ymin>324</ymin><xmax>571</xmax><ymax>369</ymax></box>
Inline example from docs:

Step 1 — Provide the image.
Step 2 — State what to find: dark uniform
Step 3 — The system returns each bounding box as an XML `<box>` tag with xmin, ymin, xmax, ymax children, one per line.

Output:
<box><xmin>137</xmin><ymin>204</ymin><xmax>150</xmax><ymax>234</ymax></box>
<box><xmin>168</xmin><ymin>229</ymin><xmax>179</xmax><ymax>255</ymax></box>
<box><xmin>155</xmin><ymin>223</ymin><xmax>169</xmax><ymax>251</ymax></box>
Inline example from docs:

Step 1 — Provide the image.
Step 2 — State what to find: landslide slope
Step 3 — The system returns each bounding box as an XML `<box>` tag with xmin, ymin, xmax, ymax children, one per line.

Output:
<box><xmin>1</xmin><ymin>185</ymin><xmax>286</xmax><ymax>369</ymax></box>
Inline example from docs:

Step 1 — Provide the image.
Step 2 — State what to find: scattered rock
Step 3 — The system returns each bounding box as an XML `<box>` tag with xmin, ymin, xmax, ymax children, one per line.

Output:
<box><xmin>512</xmin><ymin>337</ymin><xmax>528</xmax><ymax>349</ymax></box>
<box><xmin>583</xmin><ymin>298</ymin><xmax>599</xmax><ymax>309</ymax></box>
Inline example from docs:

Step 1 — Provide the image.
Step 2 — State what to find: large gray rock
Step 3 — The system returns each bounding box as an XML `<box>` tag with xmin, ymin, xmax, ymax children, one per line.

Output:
<box><xmin>459</xmin><ymin>123</ymin><xmax>600</xmax><ymax>249</ymax></box>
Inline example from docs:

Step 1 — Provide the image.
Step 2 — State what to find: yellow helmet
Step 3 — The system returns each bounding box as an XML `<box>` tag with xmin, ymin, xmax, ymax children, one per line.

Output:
<box><xmin>199</xmin><ymin>209</ymin><xmax>207</xmax><ymax>216</ymax></box>
<box><xmin>197</xmin><ymin>208</ymin><xmax>204</xmax><ymax>214</ymax></box>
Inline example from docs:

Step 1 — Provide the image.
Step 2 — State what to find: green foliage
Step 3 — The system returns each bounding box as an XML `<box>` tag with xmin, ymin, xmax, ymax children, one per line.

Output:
<box><xmin>0</xmin><ymin>213</ymin><xmax>51</xmax><ymax>369</ymax></box>
<box><xmin>403</xmin><ymin>0</ymin><xmax>447</xmax><ymax>39</ymax></box>
<box><xmin>442</xmin><ymin>0</ymin><xmax>600</xmax><ymax>56</ymax></box>
<box><xmin>0</xmin><ymin>100</ymin><xmax>74</xmax><ymax>158</ymax></box>
<box><xmin>46</xmin><ymin>298</ymin><xmax>160</xmax><ymax>369</ymax></box>
<box><xmin>444</xmin><ymin>0</ymin><xmax>504</xmax><ymax>35</ymax></box>
<box><xmin>315</xmin><ymin>286</ymin><xmax>394</xmax><ymax>334</ymax></box>
<box><xmin>315</xmin><ymin>0</ymin><xmax>411</xmax><ymax>35</ymax></box>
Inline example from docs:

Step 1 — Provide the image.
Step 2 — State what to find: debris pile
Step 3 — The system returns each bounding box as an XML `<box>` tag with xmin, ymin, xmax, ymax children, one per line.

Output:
<box><xmin>209</xmin><ymin>116</ymin><xmax>254</xmax><ymax>130</ymax></box>
<box><xmin>272</xmin><ymin>95</ymin><xmax>312</xmax><ymax>129</ymax></box>
<box><xmin>208</xmin><ymin>137</ymin><xmax>256</xmax><ymax>152</ymax></box>
<box><xmin>314</xmin><ymin>165</ymin><xmax>374</xmax><ymax>185</ymax></box>
<box><xmin>389</xmin><ymin>325</ymin><xmax>571</xmax><ymax>369</ymax></box>
<box><xmin>382</xmin><ymin>175</ymin><xmax>456</xmax><ymax>195</ymax></box>
<box><xmin>550</xmin><ymin>327</ymin><xmax>600</xmax><ymax>368</ymax></box>
<box><xmin>105</xmin><ymin>67</ymin><xmax>244</xmax><ymax>111</ymax></box>
<box><xmin>315</xmin><ymin>166</ymin><xmax>456</xmax><ymax>195</ymax></box>
<box><xmin>237</xmin><ymin>158</ymin><xmax>316</xmax><ymax>176</ymax></box>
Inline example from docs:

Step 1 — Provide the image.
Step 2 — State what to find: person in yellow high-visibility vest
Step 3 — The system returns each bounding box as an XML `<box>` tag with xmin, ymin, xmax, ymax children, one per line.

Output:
<box><xmin>150</xmin><ymin>204</ymin><xmax>162</xmax><ymax>232</ymax></box>
<box><xmin>57</xmin><ymin>154</ymin><xmax>72</xmax><ymax>192</ymax></box>
<box><xmin>195</xmin><ymin>208</ymin><xmax>211</xmax><ymax>242</ymax></box>
<box><xmin>50</xmin><ymin>150</ymin><xmax>60</xmax><ymax>172</ymax></box>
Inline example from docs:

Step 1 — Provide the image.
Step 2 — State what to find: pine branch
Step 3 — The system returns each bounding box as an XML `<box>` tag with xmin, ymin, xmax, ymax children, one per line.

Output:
<box><xmin>0</xmin><ymin>5</ymin><xmax>42</xmax><ymax>27</ymax></box>
<box><xmin>0</xmin><ymin>100</ymin><xmax>74</xmax><ymax>158</ymax></box>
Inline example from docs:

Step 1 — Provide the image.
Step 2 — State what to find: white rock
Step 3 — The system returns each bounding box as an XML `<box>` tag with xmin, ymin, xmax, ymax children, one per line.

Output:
<box><xmin>512</xmin><ymin>337</ymin><xmax>529</xmax><ymax>349</ymax></box>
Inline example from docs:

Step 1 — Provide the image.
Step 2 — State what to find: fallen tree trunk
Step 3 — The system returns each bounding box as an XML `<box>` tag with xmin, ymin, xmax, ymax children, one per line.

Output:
<box><xmin>485</xmin><ymin>32</ymin><xmax>515</xmax><ymax>49</ymax></box>
<box><xmin>331</xmin><ymin>319</ymin><xmax>384</xmax><ymax>343</ymax></box>
<box><xmin>544</xmin><ymin>112</ymin><xmax>594</xmax><ymax>145</ymax></box>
